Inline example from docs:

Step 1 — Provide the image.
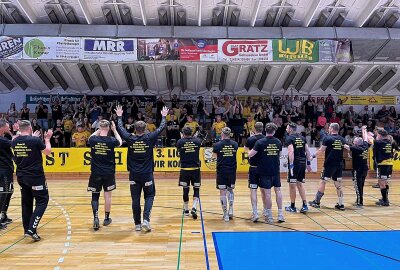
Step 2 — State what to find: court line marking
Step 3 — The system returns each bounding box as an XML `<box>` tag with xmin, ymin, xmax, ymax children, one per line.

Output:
<box><xmin>199</xmin><ymin>197</ymin><xmax>210</xmax><ymax>270</ymax></box>
<box><xmin>176</xmin><ymin>205</ymin><xmax>185</xmax><ymax>270</ymax></box>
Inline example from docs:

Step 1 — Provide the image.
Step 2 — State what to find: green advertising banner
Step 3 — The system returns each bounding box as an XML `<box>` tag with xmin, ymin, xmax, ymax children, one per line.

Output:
<box><xmin>273</xmin><ymin>39</ymin><xmax>319</xmax><ymax>62</ymax></box>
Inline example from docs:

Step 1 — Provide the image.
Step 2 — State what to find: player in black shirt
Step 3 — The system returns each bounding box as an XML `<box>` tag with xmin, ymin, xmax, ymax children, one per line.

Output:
<box><xmin>309</xmin><ymin>123</ymin><xmax>348</xmax><ymax>210</ymax></box>
<box><xmin>244</xmin><ymin>122</ymin><xmax>265</xmax><ymax>222</ymax></box>
<box><xmin>0</xmin><ymin>119</ymin><xmax>14</xmax><ymax>229</ymax></box>
<box><xmin>12</xmin><ymin>120</ymin><xmax>53</xmax><ymax>241</ymax></box>
<box><xmin>372</xmin><ymin>129</ymin><xmax>397</xmax><ymax>206</ymax></box>
<box><xmin>248</xmin><ymin>123</ymin><xmax>284</xmax><ymax>223</ymax></box>
<box><xmin>285</xmin><ymin>123</ymin><xmax>312</xmax><ymax>213</ymax></box>
<box><xmin>213</xmin><ymin>127</ymin><xmax>238</xmax><ymax>222</ymax></box>
<box><xmin>116</xmin><ymin>105</ymin><xmax>168</xmax><ymax>232</ymax></box>
<box><xmin>344</xmin><ymin>126</ymin><xmax>369</xmax><ymax>208</ymax></box>
<box><xmin>87</xmin><ymin>120</ymin><xmax>122</xmax><ymax>230</ymax></box>
<box><xmin>176</xmin><ymin>126</ymin><xmax>202</xmax><ymax>219</ymax></box>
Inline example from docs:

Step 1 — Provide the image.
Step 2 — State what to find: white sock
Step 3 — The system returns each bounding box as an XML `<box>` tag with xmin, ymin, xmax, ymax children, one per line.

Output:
<box><xmin>220</xmin><ymin>196</ymin><xmax>227</xmax><ymax>214</ymax></box>
<box><xmin>338</xmin><ymin>196</ymin><xmax>344</xmax><ymax>206</ymax></box>
<box><xmin>278</xmin><ymin>209</ymin><xmax>283</xmax><ymax>216</ymax></box>
<box><xmin>192</xmin><ymin>197</ymin><xmax>199</xmax><ymax>209</ymax></box>
<box><xmin>184</xmin><ymin>202</ymin><xmax>189</xmax><ymax>211</ymax></box>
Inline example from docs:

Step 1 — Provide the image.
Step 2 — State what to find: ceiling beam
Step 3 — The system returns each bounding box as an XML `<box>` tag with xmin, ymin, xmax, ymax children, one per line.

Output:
<box><xmin>77</xmin><ymin>0</ymin><xmax>93</xmax><ymax>24</ymax></box>
<box><xmin>250</xmin><ymin>0</ymin><xmax>262</xmax><ymax>26</ymax></box>
<box><xmin>138</xmin><ymin>0</ymin><xmax>147</xmax><ymax>25</ymax></box>
<box><xmin>198</xmin><ymin>0</ymin><xmax>202</xmax><ymax>26</ymax></box>
<box><xmin>303</xmin><ymin>0</ymin><xmax>322</xmax><ymax>26</ymax></box>
<box><xmin>15</xmin><ymin>0</ymin><xmax>36</xmax><ymax>23</ymax></box>
<box><xmin>355</xmin><ymin>0</ymin><xmax>382</xmax><ymax>27</ymax></box>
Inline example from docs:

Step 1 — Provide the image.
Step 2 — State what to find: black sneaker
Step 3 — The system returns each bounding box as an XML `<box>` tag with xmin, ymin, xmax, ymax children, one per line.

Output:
<box><xmin>372</xmin><ymin>183</ymin><xmax>380</xmax><ymax>188</ymax></box>
<box><xmin>0</xmin><ymin>223</ymin><xmax>7</xmax><ymax>230</ymax></box>
<box><xmin>376</xmin><ymin>200</ymin><xmax>390</xmax><ymax>206</ymax></box>
<box><xmin>191</xmin><ymin>208</ymin><xmax>198</xmax><ymax>220</ymax></box>
<box><xmin>93</xmin><ymin>217</ymin><xmax>100</xmax><ymax>231</ymax></box>
<box><xmin>183</xmin><ymin>209</ymin><xmax>190</xmax><ymax>217</ymax></box>
<box><xmin>309</xmin><ymin>200</ymin><xmax>320</xmax><ymax>208</ymax></box>
<box><xmin>334</xmin><ymin>204</ymin><xmax>345</xmax><ymax>211</ymax></box>
<box><xmin>103</xmin><ymin>218</ymin><xmax>112</xmax><ymax>226</ymax></box>
<box><xmin>0</xmin><ymin>216</ymin><xmax>12</xmax><ymax>224</ymax></box>
<box><xmin>24</xmin><ymin>231</ymin><xmax>41</xmax><ymax>241</ymax></box>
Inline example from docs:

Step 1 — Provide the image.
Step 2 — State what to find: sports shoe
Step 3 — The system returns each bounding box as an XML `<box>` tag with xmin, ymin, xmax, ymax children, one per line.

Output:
<box><xmin>375</xmin><ymin>200</ymin><xmax>390</xmax><ymax>206</ymax></box>
<box><xmin>334</xmin><ymin>204</ymin><xmax>345</xmax><ymax>211</ymax></box>
<box><xmin>0</xmin><ymin>215</ymin><xmax>12</xmax><ymax>224</ymax></box>
<box><xmin>353</xmin><ymin>203</ymin><xmax>364</xmax><ymax>209</ymax></box>
<box><xmin>93</xmin><ymin>217</ymin><xmax>100</xmax><ymax>231</ymax></box>
<box><xmin>300</xmin><ymin>205</ymin><xmax>309</xmax><ymax>213</ymax></box>
<box><xmin>103</xmin><ymin>218</ymin><xmax>112</xmax><ymax>226</ymax></box>
<box><xmin>228</xmin><ymin>207</ymin><xmax>233</xmax><ymax>219</ymax></box>
<box><xmin>24</xmin><ymin>231</ymin><xmax>41</xmax><ymax>241</ymax></box>
<box><xmin>309</xmin><ymin>200</ymin><xmax>320</xmax><ymax>208</ymax></box>
<box><xmin>142</xmin><ymin>220</ymin><xmax>152</xmax><ymax>232</ymax></box>
<box><xmin>183</xmin><ymin>209</ymin><xmax>190</xmax><ymax>217</ymax></box>
<box><xmin>285</xmin><ymin>206</ymin><xmax>297</xmax><ymax>213</ymax></box>
<box><xmin>251</xmin><ymin>213</ymin><xmax>259</xmax><ymax>223</ymax></box>
<box><xmin>191</xmin><ymin>208</ymin><xmax>198</xmax><ymax>220</ymax></box>
<box><xmin>135</xmin><ymin>224</ymin><xmax>142</xmax><ymax>231</ymax></box>
<box><xmin>0</xmin><ymin>223</ymin><xmax>6</xmax><ymax>230</ymax></box>
<box><xmin>223</xmin><ymin>214</ymin><xmax>230</xmax><ymax>222</ymax></box>
<box><xmin>277</xmin><ymin>214</ymin><xmax>285</xmax><ymax>223</ymax></box>
<box><xmin>378</xmin><ymin>199</ymin><xmax>390</xmax><ymax>204</ymax></box>
<box><xmin>372</xmin><ymin>183</ymin><xmax>380</xmax><ymax>188</ymax></box>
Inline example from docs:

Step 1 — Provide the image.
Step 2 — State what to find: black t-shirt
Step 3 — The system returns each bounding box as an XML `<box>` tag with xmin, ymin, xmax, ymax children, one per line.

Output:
<box><xmin>177</xmin><ymin>137</ymin><xmax>201</xmax><ymax>169</ymax></box>
<box><xmin>125</xmin><ymin>123</ymin><xmax>135</xmax><ymax>133</ymax></box>
<box><xmin>304</xmin><ymin>99</ymin><xmax>314</xmax><ymax>115</ymax></box>
<box><xmin>184</xmin><ymin>103</ymin><xmax>194</xmax><ymax>116</ymax></box>
<box><xmin>254</xmin><ymin>136</ymin><xmax>282</xmax><ymax>176</ymax></box>
<box><xmin>373</xmin><ymin>139</ymin><xmax>393</xmax><ymax>164</ymax></box>
<box><xmin>118</xmin><ymin>116</ymin><xmax>166</xmax><ymax>174</ymax></box>
<box><xmin>0</xmin><ymin>136</ymin><xmax>13</xmax><ymax>174</ymax></box>
<box><xmin>51</xmin><ymin>104</ymin><xmax>63</xmax><ymax>120</ymax></box>
<box><xmin>12</xmin><ymin>136</ymin><xmax>46</xmax><ymax>177</ymax></box>
<box><xmin>171</xmin><ymin>98</ymin><xmax>180</xmax><ymax>109</ymax></box>
<box><xmin>196</xmin><ymin>100</ymin><xmax>204</xmax><ymax>113</ymax></box>
<box><xmin>213</xmin><ymin>139</ymin><xmax>238</xmax><ymax>173</ymax></box>
<box><xmin>20</xmin><ymin>108</ymin><xmax>30</xmax><ymax>120</ymax></box>
<box><xmin>36</xmin><ymin>105</ymin><xmax>48</xmax><ymax>119</ymax></box>
<box><xmin>285</xmin><ymin>134</ymin><xmax>307</xmax><ymax>164</ymax></box>
<box><xmin>89</xmin><ymin>136</ymin><xmax>120</xmax><ymax>175</ymax></box>
<box><xmin>156</xmin><ymin>100</ymin><xmax>165</xmax><ymax>114</ymax></box>
<box><xmin>167</xmin><ymin>120</ymin><xmax>180</xmax><ymax>139</ymax></box>
<box><xmin>350</xmin><ymin>142</ymin><xmax>369</xmax><ymax>170</ymax></box>
<box><xmin>245</xmin><ymin>134</ymin><xmax>265</xmax><ymax>166</ymax></box>
<box><xmin>322</xmin><ymin>134</ymin><xmax>346</xmax><ymax>166</ymax></box>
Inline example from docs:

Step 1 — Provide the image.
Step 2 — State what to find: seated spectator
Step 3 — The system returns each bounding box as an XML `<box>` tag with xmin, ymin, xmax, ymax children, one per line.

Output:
<box><xmin>330</xmin><ymin>112</ymin><xmax>340</xmax><ymax>124</ymax></box>
<box><xmin>63</xmin><ymin>115</ymin><xmax>74</xmax><ymax>147</ymax></box>
<box><xmin>183</xmin><ymin>115</ymin><xmax>199</xmax><ymax>136</ymax></box>
<box><xmin>91</xmin><ymin>115</ymin><xmax>104</xmax><ymax>130</ymax></box>
<box><xmin>345</xmin><ymin>106</ymin><xmax>357</xmax><ymax>120</ymax></box>
<box><xmin>31</xmin><ymin>118</ymin><xmax>42</xmax><ymax>133</ymax></box>
<box><xmin>317</xmin><ymin>112</ymin><xmax>327</xmax><ymax>129</ymax></box>
<box><xmin>146</xmin><ymin>118</ymin><xmax>156</xmax><ymax>133</ymax></box>
<box><xmin>243</xmin><ymin>115</ymin><xmax>255</xmax><ymax>137</ymax></box>
<box><xmin>376</xmin><ymin>105</ymin><xmax>389</xmax><ymax>120</ymax></box>
<box><xmin>353</xmin><ymin>121</ymin><xmax>363</xmax><ymax>135</ymax></box>
<box><xmin>295</xmin><ymin>119</ymin><xmax>305</xmax><ymax>135</ymax></box>
<box><xmin>51</xmin><ymin>122</ymin><xmax>64</xmax><ymax>148</ymax></box>
<box><xmin>125</xmin><ymin>116</ymin><xmax>135</xmax><ymax>133</ymax></box>
<box><xmin>72</xmin><ymin>125</ymin><xmax>88</xmax><ymax>147</ymax></box>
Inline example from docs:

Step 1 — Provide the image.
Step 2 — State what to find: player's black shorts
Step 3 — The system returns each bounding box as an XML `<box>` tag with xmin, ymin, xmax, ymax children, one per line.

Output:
<box><xmin>0</xmin><ymin>172</ymin><xmax>14</xmax><ymax>194</ymax></box>
<box><xmin>260</xmin><ymin>175</ymin><xmax>281</xmax><ymax>189</ymax></box>
<box><xmin>248</xmin><ymin>167</ymin><xmax>261</xmax><ymax>189</ymax></box>
<box><xmin>129</xmin><ymin>172</ymin><xmax>156</xmax><ymax>197</ymax></box>
<box><xmin>377</xmin><ymin>165</ymin><xmax>392</xmax><ymax>180</ymax></box>
<box><xmin>321</xmin><ymin>164</ymin><xmax>343</xmax><ymax>181</ymax></box>
<box><xmin>17</xmin><ymin>175</ymin><xmax>48</xmax><ymax>192</ymax></box>
<box><xmin>287</xmin><ymin>163</ymin><xmax>306</xmax><ymax>183</ymax></box>
<box><xmin>87</xmin><ymin>173</ymin><xmax>116</xmax><ymax>192</ymax></box>
<box><xmin>216</xmin><ymin>172</ymin><xmax>236</xmax><ymax>190</ymax></box>
<box><xmin>179</xmin><ymin>169</ymin><xmax>201</xmax><ymax>188</ymax></box>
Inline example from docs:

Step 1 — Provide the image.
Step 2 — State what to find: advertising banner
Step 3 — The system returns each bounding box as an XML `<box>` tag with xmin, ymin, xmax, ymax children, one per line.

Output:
<box><xmin>40</xmin><ymin>147</ymin><xmax>318</xmax><ymax>173</ymax></box>
<box><xmin>137</xmin><ymin>38</ymin><xmax>218</xmax><ymax>61</ymax></box>
<box><xmin>81</xmin><ymin>38</ymin><xmax>137</xmax><ymax>61</ymax></box>
<box><xmin>339</xmin><ymin>95</ymin><xmax>396</xmax><ymax>105</ymax></box>
<box><xmin>0</xmin><ymin>36</ymin><xmax>23</xmax><ymax>59</ymax></box>
<box><xmin>26</xmin><ymin>94</ymin><xmax>156</xmax><ymax>105</ymax></box>
<box><xmin>23</xmin><ymin>37</ymin><xmax>80</xmax><ymax>60</ymax></box>
<box><xmin>273</xmin><ymin>39</ymin><xmax>319</xmax><ymax>62</ymax></box>
<box><xmin>217</xmin><ymin>39</ymin><xmax>273</xmax><ymax>62</ymax></box>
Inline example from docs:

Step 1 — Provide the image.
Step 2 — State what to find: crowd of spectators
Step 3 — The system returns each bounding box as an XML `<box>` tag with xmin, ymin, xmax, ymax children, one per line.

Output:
<box><xmin>1</xmin><ymin>93</ymin><xmax>400</xmax><ymax>148</ymax></box>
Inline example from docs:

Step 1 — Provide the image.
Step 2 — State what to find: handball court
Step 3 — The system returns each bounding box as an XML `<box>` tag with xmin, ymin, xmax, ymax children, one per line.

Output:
<box><xmin>1</xmin><ymin>173</ymin><xmax>400</xmax><ymax>270</ymax></box>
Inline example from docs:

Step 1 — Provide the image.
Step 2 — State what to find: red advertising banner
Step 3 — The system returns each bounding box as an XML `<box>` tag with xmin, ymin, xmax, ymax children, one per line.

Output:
<box><xmin>218</xmin><ymin>39</ymin><xmax>273</xmax><ymax>62</ymax></box>
<box><xmin>137</xmin><ymin>38</ymin><xmax>217</xmax><ymax>61</ymax></box>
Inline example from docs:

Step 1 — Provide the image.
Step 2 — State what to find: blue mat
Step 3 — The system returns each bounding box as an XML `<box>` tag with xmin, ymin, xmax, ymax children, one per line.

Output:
<box><xmin>212</xmin><ymin>231</ymin><xmax>400</xmax><ymax>270</ymax></box>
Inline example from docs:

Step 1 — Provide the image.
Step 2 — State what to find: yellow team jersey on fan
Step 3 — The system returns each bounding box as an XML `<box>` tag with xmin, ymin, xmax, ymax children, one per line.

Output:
<box><xmin>212</xmin><ymin>121</ymin><xmax>226</xmax><ymax>135</ymax></box>
<box><xmin>63</xmin><ymin>119</ymin><xmax>74</xmax><ymax>132</ymax></box>
<box><xmin>242</xmin><ymin>106</ymin><xmax>251</xmax><ymax>118</ymax></box>
<box><xmin>184</xmin><ymin>121</ymin><xmax>199</xmax><ymax>135</ymax></box>
<box><xmin>72</xmin><ymin>132</ymin><xmax>88</xmax><ymax>147</ymax></box>
<box><xmin>147</xmin><ymin>123</ymin><xmax>156</xmax><ymax>132</ymax></box>
<box><xmin>244</xmin><ymin>120</ymin><xmax>255</xmax><ymax>134</ymax></box>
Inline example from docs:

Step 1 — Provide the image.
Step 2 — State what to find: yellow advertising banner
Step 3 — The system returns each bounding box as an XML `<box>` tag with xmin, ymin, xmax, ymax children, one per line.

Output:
<box><xmin>369</xmin><ymin>149</ymin><xmax>400</xmax><ymax>171</ymax></box>
<box><xmin>41</xmin><ymin>147</ymin><xmax>319</xmax><ymax>173</ymax></box>
<box><xmin>339</xmin><ymin>95</ymin><xmax>396</xmax><ymax>105</ymax></box>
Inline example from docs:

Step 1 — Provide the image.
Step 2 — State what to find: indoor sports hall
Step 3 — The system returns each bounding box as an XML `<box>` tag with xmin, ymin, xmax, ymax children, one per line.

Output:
<box><xmin>1</xmin><ymin>1</ymin><xmax>400</xmax><ymax>269</ymax></box>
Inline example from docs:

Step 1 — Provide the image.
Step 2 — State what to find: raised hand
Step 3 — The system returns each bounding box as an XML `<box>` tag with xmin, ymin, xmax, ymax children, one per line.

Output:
<box><xmin>111</xmin><ymin>121</ymin><xmax>117</xmax><ymax>131</ymax></box>
<box><xmin>114</xmin><ymin>105</ymin><xmax>123</xmax><ymax>117</ymax></box>
<box><xmin>161</xmin><ymin>106</ymin><xmax>169</xmax><ymax>117</ymax></box>
<box><xmin>33</xmin><ymin>130</ymin><xmax>41</xmax><ymax>137</ymax></box>
<box><xmin>44</xmin><ymin>129</ymin><xmax>53</xmax><ymax>140</ymax></box>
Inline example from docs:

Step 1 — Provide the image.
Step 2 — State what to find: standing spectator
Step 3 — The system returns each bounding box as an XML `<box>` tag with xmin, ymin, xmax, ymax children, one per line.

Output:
<box><xmin>335</xmin><ymin>99</ymin><xmax>344</xmax><ymax>118</ymax></box>
<box><xmin>72</xmin><ymin>125</ymin><xmax>88</xmax><ymax>147</ymax></box>
<box><xmin>178</xmin><ymin>108</ymin><xmax>188</xmax><ymax>129</ymax></box>
<box><xmin>324</xmin><ymin>94</ymin><xmax>335</xmax><ymax>120</ymax></box>
<box><xmin>155</xmin><ymin>97</ymin><xmax>166</xmax><ymax>126</ymax></box>
<box><xmin>98</xmin><ymin>96</ymin><xmax>109</xmax><ymax>118</ymax></box>
<box><xmin>305</xmin><ymin>122</ymin><xmax>313</xmax><ymax>146</ymax></box>
<box><xmin>389</xmin><ymin>106</ymin><xmax>397</xmax><ymax>121</ymax></box>
<box><xmin>91</xmin><ymin>115</ymin><xmax>104</xmax><ymax>130</ymax></box>
<box><xmin>183</xmin><ymin>100</ymin><xmax>194</xmax><ymax>116</ymax></box>
<box><xmin>63</xmin><ymin>115</ymin><xmax>74</xmax><ymax>147</ymax></box>
<box><xmin>125</xmin><ymin>116</ymin><xmax>135</xmax><ymax>133</ymax></box>
<box><xmin>35</xmin><ymin>100</ymin><xmax>49</xmax><ymax>131</ymax></box>
<box><xmin>51</xmin><ymin>120</ymin><xmax>64</xmax><ymax>148</ymax></box>
<box><xmin>303</xmin><ymin>95</ymin><xmax>316</xmax><ymax>124</ymax></box>
<box><xmin>129</xmin><ymin>97</ymin><xmax>140</xmax><ymax>120</ymax></box>
<box><xmin>196</xmin><ymin>96</ymin><xmax>206</xmax><ymax>128</ymax></box>
<box><xmin>166</xmin><ymin>114</ymin><xmax>180</xmax><ymax>146</ymax></box>
<box><xmin>317</xmin><ymin>112</ymin><xmax>327</xmax><ymax>130</ymax></box>
<box><xmin>7</xmin><ymin>103</ymin><xmax>17</xmax><ymax>124</ymax></box>
<box><xmin>145</xmin><ymin>101</ymin><xmax>153</xmax><ymax>119</ymax></box>
<box><xmin>292</xmin><ymin>95</ymin><xmax>302</xmax><ymax>109</ymax></box>
<box><xmin>316</xmin><ymin>99</ymin><xmax>325</xmax><ymax>116</ymax></box>
<box><xmin>31</xmin><ymin>118</ymin><xmax>42</xmax><ymax>133</ymax></box>
<box><xmin>146</xmin><ymin>118</ymin><xmax>156</xmax><ymax>133</ymax></box>
<box><xmin>345</xmin><ymin>106</ymin><xmax>358</xmax><ymax>120</ymax></box>
<box><xmin>20</xmin><ymin>102</ymin><xmax>30</xmax><ymax>121</ymax></box>
<box><xmin>211</xmin><ymin>115</ymin><xmax>227</xmax><ymax>141</ymax></box>
<box><xmin>170</xmin><ymin>93</ymin><xmax>181</xmax><ymax>109</ymax></box>
<box><xmin>135</xmin><ymin>111</ymin><xmax>145</xmax><ymax>122</ymax></box>
<box><xmin>229</xmin><ymin>106</ymin><xmax>244</xmax><ymax>144</ymax></box>
<box><xmin>183</xmin><ymin>115</ymin><xmax>199</xmax><ymax>136</ymax></box>
<box><xmin>243</xmin><ymin>115</ymin><xmax>255</xmax><ymax>137</ymax></box>
<box><xmin>50</xmin><ymin>96</ymin><xmax>63</xmax><ymax>126</ymax></box>
<box><xmin>89</xmin><ymin>102</ymin><xmax>103</xmax><ymax>125</ymax></box>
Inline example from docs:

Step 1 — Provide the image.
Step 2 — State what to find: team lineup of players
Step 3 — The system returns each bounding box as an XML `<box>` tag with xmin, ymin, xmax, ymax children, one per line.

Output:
<box><xmin>0</xmin><ymin>104</ymin><xmax>397</xmax><ymax>240</ymax></box>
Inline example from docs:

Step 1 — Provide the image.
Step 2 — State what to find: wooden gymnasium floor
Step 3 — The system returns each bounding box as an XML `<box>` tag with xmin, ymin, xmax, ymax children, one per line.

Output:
<box><xmin>1</xmin><ymin>173</ymin><xmax>400</xmax><ymax>270</ymax></box>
